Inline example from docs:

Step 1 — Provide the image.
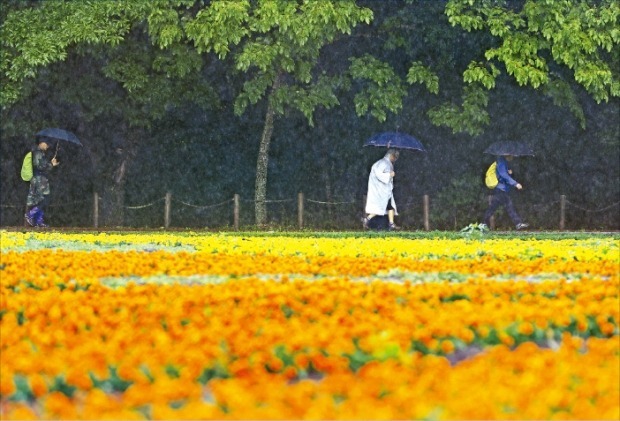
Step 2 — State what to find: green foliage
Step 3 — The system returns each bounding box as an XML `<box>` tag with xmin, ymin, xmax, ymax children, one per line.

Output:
<box><xmin>463</xmin><ymin>61</ymin><xmax>500</xmax><ymax>90</ymax></box>
<box><xmin>234</xmin><ymin>72</ymin><xmax>274</xmax><ymax>115</ymax></box>
<box><xmin>90</xmin><ymin>366</ymin><xmax>133</xmax><ymax>393</ymax></box>
<box><xmin>406</xmin><ymin>62</ymin><xmax>440</xmax><ymax>94</ymax></box>
<box><xmin>542</xmin><ymin>77</ymin><xmax>586</xmax><ymax>129</ymax></box>
<box><xmin>0</xmin><ymin>1</ymin><xmax>618</xmax><ymax>232</ymax></box>
<box><xmin>184</xmin><ymin>0</ymin><xmax>250</xmax><ymax>58</ymax></box>
<box><xmin>459</xmin><ymin>223</ymin><xmax>489</xmax><ymax>238</ymax></box>
<box><xmin>146</xmin><ymin>1</ymin><xmax>196</xmax><ymax>49</ymax></box>
<box><xmin>196</xmin><ymin>363</ymin><xmax>229</xmax><ymax>385</ymax></box>
<box><xmin>270</xmin><ymin>75</ymin><xmax>341</xmax><ymax>125</ymax></box>
<box><xmin>0</xmin><ymin>1</ymin><xmax>151</xmax><ymax>106</ymax></box>
<box><xmin>48</xmin><ymin>375</ymin><xmax>77</xmax><ymax>398</ymax></box>
<box><xmin>186</xmin><ymin>0</ymin><xmax>374</xmax><ymax>125</ymax></box>
<box><xmin>432</xmin><ymin>173</ymin><xmax>487</xmax><ymax>230</ymax></box>
<box><xmin>446</xmin><ymin>0</ymin><xmax>619</xmax><ymax>103</ymax></box>
<box><xmin>485</xmin><ymin>32</ymin><xmax>550</xmax><ymax>89</ymax></box>
<box><xmin>428</xmin><ymin>84</ymin><xmax>490</xmax><ymax>136</ymax></box>
<box><xmin>348</xmin><ymin>54</ymin><xmax>406</xmax><ymax>122</ymax></box>
<box><xmin>438</xmin><ymin>0</ymin><xmax>619</xmax><ymax>135</ymax></box>
<box><xmin>10</xmin><ymin>374</ymin><xmax>34</xmax><ymax>402</ymax></box>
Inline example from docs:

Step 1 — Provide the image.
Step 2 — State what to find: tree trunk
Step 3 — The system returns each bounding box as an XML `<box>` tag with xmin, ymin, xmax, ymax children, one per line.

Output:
<box><xmin>100</xmin><ymin>146</ymin><xmax>129</xmax><ymax>227</ymax></box>
<box><xmin>254</xmin><ymin>74</ymin><xmax>281</xmax><ymax>226</ymax></box>
<box><xmin>98</xmin><ymin>125</ymin><xmax>138</xmax><ymax>227</ymax></box>
<box><xmin>319</xmin><ymin>128</ymin><xmax>335</xmax><ymax>221</ymax></box>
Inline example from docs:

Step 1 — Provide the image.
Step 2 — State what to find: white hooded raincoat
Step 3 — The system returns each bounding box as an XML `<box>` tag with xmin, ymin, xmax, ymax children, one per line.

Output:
<box><xmin>365</xmin><ymin>155</ymin><xmax>398</xmax><ymax>216</ymax></box>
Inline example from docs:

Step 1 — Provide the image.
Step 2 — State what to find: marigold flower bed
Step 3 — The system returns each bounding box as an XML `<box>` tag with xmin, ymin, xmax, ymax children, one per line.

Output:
<box><xmin>0</xmin><ymin>231</ymin><xmax>618</xmax><ymax>419</ymax></box>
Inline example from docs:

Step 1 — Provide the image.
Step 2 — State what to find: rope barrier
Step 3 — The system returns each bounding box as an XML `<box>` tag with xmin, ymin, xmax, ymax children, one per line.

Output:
<box><xmin>48</xmin><ymin>200</ymin><xmax>91</xmax><ymax>207</ymax></box>
<box><xmin>241</xmin><ymin>199</ymin><xmax>294</xmax><ymax>203</ymax></box>
<box><xmin>306</xmin><ymin>199</ymin><xmax>357</xmax><ymax>205</ymax></box>
<box><xmin>2</xmin><ymin>193</ymin><xmax>619</xmax><ymax>230</ymax></box>
<box><xmin>529</xmin><ymin>200</ymin><xmax>559</xmax><ymax>210</ymax></box>
<box><xmin>565</xmin><ymin>200</ymin><xmax>620</xmax><ymax>213</ymax></box>
<box><xmin>3</xmin><ymin>197</ymin><xmax>617</xmax><ymax>213</ymax></box>
<box><xmin>125</xmin><ymin>197</ymin><xmax>165</xmax><ymax>210</ymax></box>
<box><xmin>0</xmin><ymin>200</ymin><xmax>89</xmax><ymax>208</ymax></box>
<box><xmin>265</xmin><ymin>199</ymin><xmax>294</xmax><ymax>203</ymax></box>
<box><xmin>173</xmin><ymin>198</ymin><xmax>233</xmax><ymax>209</ymax></box>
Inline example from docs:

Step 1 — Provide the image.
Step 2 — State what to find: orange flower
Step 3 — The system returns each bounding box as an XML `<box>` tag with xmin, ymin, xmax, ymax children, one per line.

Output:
<box><xmin>0</xmin><ymin>233</ymin><xmax>618</xmax><ymax>419</ymax></box>
<box><xmin>441</xmin><ymin>340</ymin><xmax>455</xmax><ymax>354</ymax></box>
<box><xmin>29</xmin><ymin>373</ymin><xmax>47</xmax><ymax>398</ymax></box>
<box><xmin>4</xmin><ymin>403</ymin><xmax>38</xmax><ymax>420</ymax></box>
<box><xmin>0</xmin><ymin>371</ymin><xmax>15</xmax><ymax>396</ymax></box>
<box><xmin>42</xmin><ymin>391</ymin><xmax>78</xmax><ymax>419</ymax></box>
<box><xmin>65</xmin><ymin>365</ymin><xmax>93</xmax><ymax>391</ymax></box>
<box><xmin>283</xmin><ymin>366</ymin><xmax>298</xmax><ymax>381</ymax></box>
<box><xmin>518</xmin><ymin>322</ymin><xmax>534</xmax><ymax>336</ymax></box>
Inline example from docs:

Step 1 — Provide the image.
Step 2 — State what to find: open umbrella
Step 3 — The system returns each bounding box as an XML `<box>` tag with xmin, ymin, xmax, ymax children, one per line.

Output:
<box><xmin>364</xmin><ymin>131</ymin><xmax>426</xmax><ymax>152</ymax></box>
<box><xmin>36</xmin><ymin>128</ymin><xmax>82</xmax><ymax>146</ymax></box>
<box><xmin>484</xmin><ymin>141</ymin><xmax>533</xmax><ymax>157</ymax></box>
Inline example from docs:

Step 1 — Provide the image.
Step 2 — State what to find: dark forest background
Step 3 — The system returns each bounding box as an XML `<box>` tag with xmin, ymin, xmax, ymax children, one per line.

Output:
<box><xmin>1</xmin><ymin>1</ymin><xmax>618</xmax><ymax>230</ymax></box>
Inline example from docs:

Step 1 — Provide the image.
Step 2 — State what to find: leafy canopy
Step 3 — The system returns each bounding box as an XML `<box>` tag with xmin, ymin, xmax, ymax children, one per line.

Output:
<box><xmin>437</xmin><ymin>0</ymin><xmax>619</xmax><ymax>134</ymax></box>
<box><xmin>184</xmin><ymin>0</ymin><xmax>375</xmax><ymax>124</ymax></box>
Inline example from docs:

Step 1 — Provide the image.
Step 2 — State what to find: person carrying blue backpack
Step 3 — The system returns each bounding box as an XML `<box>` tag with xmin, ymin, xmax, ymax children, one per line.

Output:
<box><xmin>482</xmin><ymin>154</ymin><xmax>528</xmax><ymax>230</ymax></box>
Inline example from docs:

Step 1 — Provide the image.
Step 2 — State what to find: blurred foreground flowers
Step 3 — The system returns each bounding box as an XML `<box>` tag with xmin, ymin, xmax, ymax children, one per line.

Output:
<box><xmin>1</xmin><ymin>231</ymin><xmax>618</xmax><ymax>419</ymax></box>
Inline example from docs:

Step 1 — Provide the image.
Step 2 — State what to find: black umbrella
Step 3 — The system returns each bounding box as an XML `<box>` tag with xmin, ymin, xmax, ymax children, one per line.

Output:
<box><xmin>364</xmin><ymin>131</ymin><xmax>426</xmax><ymax>152</ymax></box>
<box><xmin>484</xmin><ymin>141</ymin><xmax>534</xmax><ymax>157</ymax></box>
<box><xmin>36</xmin><ymin>128</ymin><xmax>82</xmax><ymax>146</ymax></box>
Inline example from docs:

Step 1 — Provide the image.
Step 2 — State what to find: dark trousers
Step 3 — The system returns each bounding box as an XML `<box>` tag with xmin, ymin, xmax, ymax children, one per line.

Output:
<box><xmin>368</xmin><ymin>215</ymin><xmax>389</xmax><ymax>230</ymax></box>
<box><xmin>367</xmin><ymin>200</ymin><xmax>394</xmax><ymax>230</ymax></box>
<box><xmin>28</xmin><ymin>195</ymin><xmax>49</xmax><ymax>212</ymax></box>
<box><xmin>484</xmin><ymin>190</ymin><xmax>522</xmax><ymax>226</ymax></box>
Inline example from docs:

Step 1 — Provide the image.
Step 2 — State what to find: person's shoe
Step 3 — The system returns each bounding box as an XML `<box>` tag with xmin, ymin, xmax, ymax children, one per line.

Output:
<box><xmin>361</xmin><ymin>216</ymin><xmax>369</xmax><ymax>230</ymax></box>
<box><xmin>24</xmin><ymin>212</ymin><xmax>35</xmax><ymax>226</ymax></box>
<box><xmin>516</xmin><ymin>223</ymin><xmax>529</xmax><ymax>230</ymax></box>
<box><xmin>35</xmin><ymin>211</ymin><xmax>48</xmax><ymax>228</ymax></box>
<box><xmin>388</xmin><ymin>223</ymin><xmax>401</xmax><ymax>231</ymax></box>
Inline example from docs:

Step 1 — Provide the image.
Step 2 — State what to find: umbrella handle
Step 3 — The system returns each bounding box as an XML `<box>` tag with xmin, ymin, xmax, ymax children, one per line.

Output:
<box><xmin>52</xmin><ymin>142</ymin><xmax>59</xmax><ymax>160</ymax></box>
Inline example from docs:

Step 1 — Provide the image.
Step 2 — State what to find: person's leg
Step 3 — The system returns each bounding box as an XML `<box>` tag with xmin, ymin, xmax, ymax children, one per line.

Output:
<box><xmin>35</xmin><ymin>196</ymin><xmax>49</xmax><ymax>227</ymax></box>
<box><xmin>25</xmin><ymin>180</ymin><xmax>38</xmax><ymax>226</ymax></box>
<box><xmin>386</xmin><ymin>201</ymin><xmax>400</xmax><ymax>230</ymax></box>
<box><xmin>362</xmin><ymin>213</ymin><xmax>376</xmax><ymax>229</ymax></box>
<box><xmin>504</xmin><ymin>194</ymin><xmax>524</xmax><ymax>227</ymax></box>
<box><xmin>25</xmin><ymin>206</ymin><xmax>38</xmax><ymax>226</ymax></box>
<box><xmin>483</xmin><ymin>192</ymin><xmax>503</xmax><ymax>226</ymax></box>
<box><xmin>364</xmin><ymin>200</ymin><xmax>392</xmax><ymax>230</ymax></box>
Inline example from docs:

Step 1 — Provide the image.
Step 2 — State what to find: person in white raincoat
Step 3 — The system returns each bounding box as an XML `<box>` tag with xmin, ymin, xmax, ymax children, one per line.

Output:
<box><xmin>363</xmin><ymin>149</ymin><xmax>400</xmax><ymax>231</ymax></box>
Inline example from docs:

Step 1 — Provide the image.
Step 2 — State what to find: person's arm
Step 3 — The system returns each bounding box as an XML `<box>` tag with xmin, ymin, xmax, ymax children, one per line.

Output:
<box><xmin>372</xmin><ymin>160</ymin><xmax>392</xmax><ymax>184</ymax></box>
<box><xmin>33</xmin><ymin>150</ymin><xmax>53</xmax><ymax>172</ymax></box>
<box><xmin>497</xmin><ymin>158</ymin><xmax>522</xmax><ymax>189</ymax></box>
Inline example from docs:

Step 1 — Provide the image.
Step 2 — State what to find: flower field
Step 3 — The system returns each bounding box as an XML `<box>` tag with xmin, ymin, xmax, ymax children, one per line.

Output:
<box><xmin>1</xmin><ymin>231</ymin><xmax>618</xmax><ymax>420</ymax></box>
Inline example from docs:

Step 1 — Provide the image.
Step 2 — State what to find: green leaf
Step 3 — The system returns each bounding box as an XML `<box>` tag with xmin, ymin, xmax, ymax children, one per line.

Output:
<box><xmin>349</xmin><ymin>55</ymin><xmax>406</xmax><ymax>122</ymax></box>
<box><xmin>428</xmin><ymin>84</ymin><xmax>489</xmax><ymax>136</ymax></box>
<box><xmin>462</xmin><ymin>61</ymin><xmax>499</xmax><ymax>89</ymax></box>
<box><xmin>406</xmin><ymin>62</ymin><xmax>439</xmax><ymax>94</ymax></box>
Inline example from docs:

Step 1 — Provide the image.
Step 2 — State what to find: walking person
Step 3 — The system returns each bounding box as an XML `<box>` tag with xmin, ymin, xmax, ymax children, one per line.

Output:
<box><xmin>363</xmin><ymin>148</ymin><xmax>401</xmax><ymax>231</ymax></box>
<box><xmin>483</xmin><ymin>154</ymin><xmax>528</xmax><ymax>230</ymax></box>
<box><xmin>25</xmin><ymin>138</ymin><xmax>59</xmax><ymax>228</ymax></box>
